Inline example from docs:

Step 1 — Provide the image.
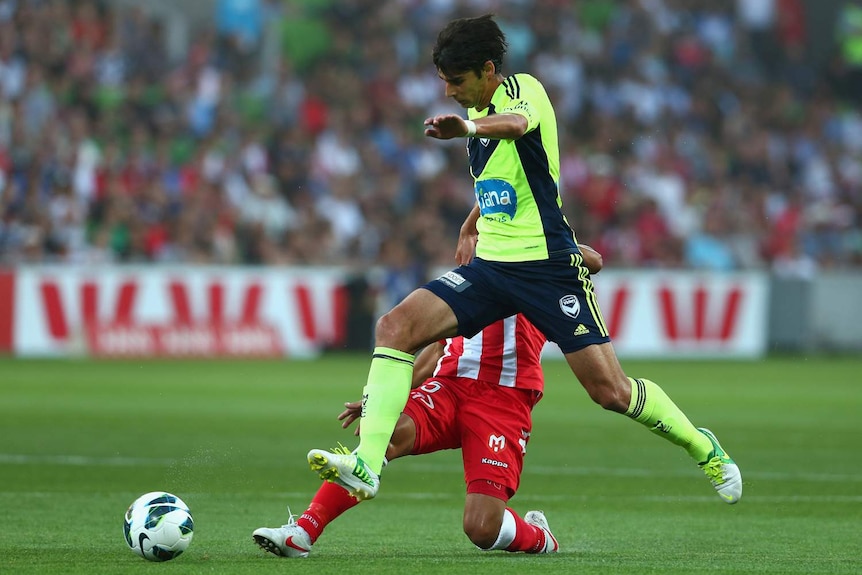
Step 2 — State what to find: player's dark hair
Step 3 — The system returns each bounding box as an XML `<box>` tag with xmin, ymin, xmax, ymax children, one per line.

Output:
<box><xmin>432</xmin><ymin>14</ymin><xmax>508</xmax><ymax>78</ymax></box>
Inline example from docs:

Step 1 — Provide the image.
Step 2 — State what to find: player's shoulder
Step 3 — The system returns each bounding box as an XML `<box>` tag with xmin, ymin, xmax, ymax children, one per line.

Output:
<box><xmin>500</xmin><ymin>73</ymin><xmax>548</xmax><ymax>102</ymax></box>
<box><xmin>504</xmin><ymin>73</ymin><xmax>544</xmax><ymax>90</ymax></box>
<box><xmin>511</xmin><ymin>72</ymin><xmax>541</xmax><ymax>84</ymax></box>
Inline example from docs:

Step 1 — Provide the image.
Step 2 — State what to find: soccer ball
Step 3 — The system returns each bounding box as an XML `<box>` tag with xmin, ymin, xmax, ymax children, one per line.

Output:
<box><xmin>123</xmin><ymin>491</ymin><xmax>194</xmax><ymax>561</ymax></box>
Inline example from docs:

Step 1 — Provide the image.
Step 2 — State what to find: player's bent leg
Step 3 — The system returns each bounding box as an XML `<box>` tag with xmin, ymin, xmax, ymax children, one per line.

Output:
<box><xmin>565</xmin><ymin>345</ymin><xmax>742</xmax><ymax>503</ymax></box>
<box><xmin>463</xmin><ymin>493</ymin><xmax>507</xmax><ymax>549</ymax></box>
<box><xmin>353</xmin><ymin>288</ymin><xmax>459</xmax><ymax>475</ymax></box>
<box><xmin>373</xmin><ymin>287</ymin><xmax>460</xmax><ymax>351</ymax></box>
<box><xmin>466</xmin><ymin>488</ymin><xmax>558</xmax><ymax>554</ymax></box>
<box><xmin>564</xmin><ymin>343</ymin><xmax>632</xmax><ymax>412</ymax></box>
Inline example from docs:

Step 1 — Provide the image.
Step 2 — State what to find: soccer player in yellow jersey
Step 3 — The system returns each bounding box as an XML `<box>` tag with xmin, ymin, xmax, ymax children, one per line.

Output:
<box><xmin>307</xmin><ymin>14</ymin><xmax>741</xmax><ymax>506</ymax></box>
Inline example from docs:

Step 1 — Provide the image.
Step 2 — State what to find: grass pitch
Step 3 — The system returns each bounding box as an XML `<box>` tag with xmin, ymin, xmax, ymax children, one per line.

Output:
<box><xmin>1</xmin><ymin>355</ymin><xmax>860</xmax><ymax>574</ymax></box>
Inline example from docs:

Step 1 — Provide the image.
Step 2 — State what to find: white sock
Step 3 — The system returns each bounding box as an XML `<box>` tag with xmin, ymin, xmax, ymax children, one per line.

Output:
<box><xmin>482</xmin><ymin>508</ymin><xmax>516</xmax><ymax>551</ymax></box>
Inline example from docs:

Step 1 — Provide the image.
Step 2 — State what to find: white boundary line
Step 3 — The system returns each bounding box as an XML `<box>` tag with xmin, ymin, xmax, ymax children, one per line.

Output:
<box><xmin>1</xmin><ymin>490</ymin><xmax>859</xmax><ymax>504</ymax></box>
<box><xmin>0</xmin><ymin>454</ymin><xmax>176</xmax><ymax>466</ymax></box>
<box><xmin>1</xmin><ymin>454</ymin><xmax>859</xmax><ymax>484</ymax></box>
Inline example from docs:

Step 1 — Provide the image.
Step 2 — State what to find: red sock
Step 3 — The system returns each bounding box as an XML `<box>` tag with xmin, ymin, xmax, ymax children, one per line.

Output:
<box><xmin>296</xmin><ymin>482</ymin><xmax>360</xmax><ymax>543</ymax></box>
<box><xmin>503</xmin><ymin>508</ymin><xmax>546</xmax><ymax>554</ymax></box>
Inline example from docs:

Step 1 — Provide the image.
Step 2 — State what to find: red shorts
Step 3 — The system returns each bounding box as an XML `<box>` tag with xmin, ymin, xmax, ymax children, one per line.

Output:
<box><xmin>402</xmin><ymin>376</ymin><xmax>540</xmax><ymax>501</ymax></box>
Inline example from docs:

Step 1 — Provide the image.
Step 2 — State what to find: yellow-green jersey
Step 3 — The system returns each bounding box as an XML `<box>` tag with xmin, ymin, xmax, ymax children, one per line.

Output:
<box><xmin>467</xmin><ymin>73</ymin><xmax>577</xmax><ymax>262</ymax></box>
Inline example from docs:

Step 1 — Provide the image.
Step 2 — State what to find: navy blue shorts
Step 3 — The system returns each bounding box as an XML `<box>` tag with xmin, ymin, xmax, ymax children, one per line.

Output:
<box><xmin>423</xmin><ymin>253</ymin><xmax>611</xmax><ymax>353</ymax></box>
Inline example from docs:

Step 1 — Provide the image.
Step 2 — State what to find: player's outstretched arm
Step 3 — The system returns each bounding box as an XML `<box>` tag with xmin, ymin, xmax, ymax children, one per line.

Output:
<box><xmin>423</xmin><ymin>113</ymin><xmax>471</xmax><ymax>139</ymax></box>
<box><xmin>424</xmin><ymin>113</ymin><xmax>528</xmax><ymax>140</ymax></box>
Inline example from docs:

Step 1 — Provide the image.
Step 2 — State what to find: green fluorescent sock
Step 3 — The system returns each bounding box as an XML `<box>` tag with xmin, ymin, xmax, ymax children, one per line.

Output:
<box><xmin>625</xmin><ymin>377</ymin><xmax>713</xmax><ymax>462</ymax></box>
<box><xmin>356</xmin><ymin>347</ymin><xmax>414</xmax><ymax>474</ymax></box>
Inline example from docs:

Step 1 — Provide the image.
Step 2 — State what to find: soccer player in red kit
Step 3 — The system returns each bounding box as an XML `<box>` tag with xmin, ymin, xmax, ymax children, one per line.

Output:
<box><xmin>252</xmin><ymin>245</ymin><xmax>603</xmax><ymax>557</ymax></box>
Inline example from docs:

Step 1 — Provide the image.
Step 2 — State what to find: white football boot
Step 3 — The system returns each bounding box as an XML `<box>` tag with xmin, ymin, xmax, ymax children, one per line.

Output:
<box><xmin>697</xmin><ymin>428</ymin><xmax>742</xmax><ymax>504</ymax></box>
<box><xmin>252</xmin><ymin>510</ymin><xmax>312</xmax><ymax>558</ymax></box>
<box><xmin>524</xmin><ymin>510</ymin><xmax>559</xmax><ymax>553</ymax></box>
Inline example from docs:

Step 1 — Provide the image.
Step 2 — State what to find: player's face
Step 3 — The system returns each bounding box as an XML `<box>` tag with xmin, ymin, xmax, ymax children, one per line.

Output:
<box><xmin>438</xmin><ymin>67</ymin><xmax>487</xmax><ymax>110</ymax></box>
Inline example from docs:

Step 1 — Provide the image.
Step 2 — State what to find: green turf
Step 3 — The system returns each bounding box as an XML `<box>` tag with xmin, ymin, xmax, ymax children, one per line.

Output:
<box><xmin>1</xmin><ymin>355</ymin><xmax>860</xmax><ymax>574</ymax></box>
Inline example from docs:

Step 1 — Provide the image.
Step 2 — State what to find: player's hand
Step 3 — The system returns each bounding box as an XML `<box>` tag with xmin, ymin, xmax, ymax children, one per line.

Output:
<box><xmin>337</xmin><ymin>400</ymin><xmax>362</xmax><ymax>436</ymax></box>
<box><xmin>579</xmin><ymin>243</ymin><xmax>603</xmax><ymax>274</ymax></box>
<box><xmin>424</xmin><ymin>114</ymin><xmax>470</xmax><ymax>139</ymax></box>
<box><xmin>456</xmin><ymin>208</ymin><xmax>479</xmax><ymax>265</ymax></box>
<box><xmin>455</xmin><ymin>232</ymin><xmax>477</xmax><ymax>265</ymax></box>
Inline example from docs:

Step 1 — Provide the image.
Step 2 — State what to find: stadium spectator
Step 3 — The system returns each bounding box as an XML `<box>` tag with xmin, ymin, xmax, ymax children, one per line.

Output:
<box><xmin>0</xmin><ymin>0</ymin><xmax>859</xmax><ymax>270</ymax></box>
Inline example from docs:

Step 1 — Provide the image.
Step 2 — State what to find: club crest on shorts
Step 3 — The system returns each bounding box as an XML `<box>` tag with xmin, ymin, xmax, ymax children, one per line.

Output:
<box><xmin>488</xmin><ymin>434</ymin><xmax>506</xmax><ymax>453</ymax></box>
<box><xmin>559</xmin><ymin>294</ymin><xmax>581</xmax><ymax>319</ymax></box>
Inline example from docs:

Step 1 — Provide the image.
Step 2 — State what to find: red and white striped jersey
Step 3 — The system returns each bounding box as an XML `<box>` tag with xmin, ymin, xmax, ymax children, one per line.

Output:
<box><xmin>432</xmin><ymin>314</ymin><xmax>546</xmax><ymax>392</ymax></box>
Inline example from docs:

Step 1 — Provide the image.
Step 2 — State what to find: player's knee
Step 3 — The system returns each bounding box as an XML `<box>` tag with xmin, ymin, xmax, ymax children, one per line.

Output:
<box><xmin>583</xmin><ymin>376</ymin><xmax>629</xmax><ymax>413</ymax></box>
<box><xmin>463</xmin><ymin>517</ymin><xmax>500</xmax><ymax>550</ymax></box>
<box><xmin>374</xmin><ymin>311</ymin><xmax>405</xmax><ymax>347</ymax></box>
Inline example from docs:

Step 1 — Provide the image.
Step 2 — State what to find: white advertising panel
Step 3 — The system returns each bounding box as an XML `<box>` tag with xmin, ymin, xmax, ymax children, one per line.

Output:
<box><xmin>13</xmin><ymin>266</ymin><xmax>346</xmax><ymax>358</ymax></box>
<box><xmin>8</xmin><ymin>266</ymin><xmax>768</xmax><ymax>359</ymax></box>
<box><xmin>544</xmin><ymin>270</ymin><xmax>769</xmax><ymax>358</ymax></box>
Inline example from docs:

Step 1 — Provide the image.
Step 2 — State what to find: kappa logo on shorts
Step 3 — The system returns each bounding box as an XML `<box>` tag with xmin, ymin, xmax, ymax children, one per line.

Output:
<box><xmin>559</xmin><ymin>294</ymin><xmax>581</xmax><ymax>319</ymax></box>
<box><xmin>437</xmin><ymin>271</ymin><xmax>471</xmax><ymax>292</ymax></box>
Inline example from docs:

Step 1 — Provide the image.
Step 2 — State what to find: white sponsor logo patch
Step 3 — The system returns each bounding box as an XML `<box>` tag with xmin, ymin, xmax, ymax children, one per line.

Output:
<box><xmin>559</xmin><ymin>295</ymin><xmax>581</xmax><ymax>319</ymax></box>
<box><xmin>440</xmin><ymin>271</ymin><xmax>466</xmax><ymax>286</ymax></box>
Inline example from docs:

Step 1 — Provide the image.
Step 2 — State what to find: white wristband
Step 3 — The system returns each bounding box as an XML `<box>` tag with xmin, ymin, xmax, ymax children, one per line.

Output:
<box><xmin>464</xmin><ymin>120</ymin><xmax>477</xmax><ymax>137</ymax></box>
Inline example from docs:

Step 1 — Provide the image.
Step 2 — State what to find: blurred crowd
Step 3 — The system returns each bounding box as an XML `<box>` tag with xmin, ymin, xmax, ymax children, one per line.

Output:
<box><xmin>1</xmin><ymin>0</ymin><xmax>861</xmax><ymax>279</ymax></box>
